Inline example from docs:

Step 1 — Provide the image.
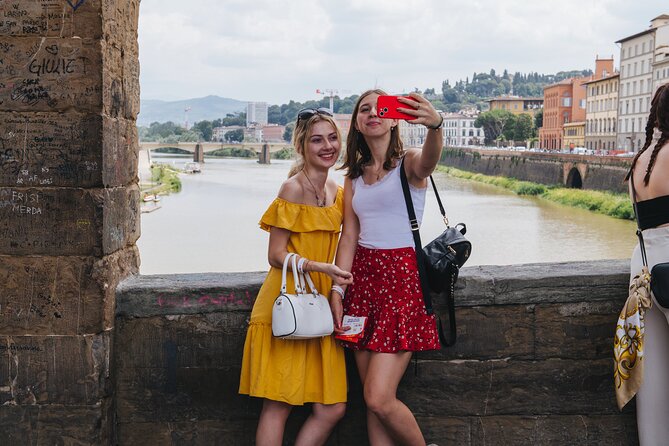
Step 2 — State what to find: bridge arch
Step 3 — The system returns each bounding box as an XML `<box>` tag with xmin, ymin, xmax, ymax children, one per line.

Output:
<box><xmin>566</xmin><ymin>167</ymin><xmax>583</xmax><ymax>189</ymax></box>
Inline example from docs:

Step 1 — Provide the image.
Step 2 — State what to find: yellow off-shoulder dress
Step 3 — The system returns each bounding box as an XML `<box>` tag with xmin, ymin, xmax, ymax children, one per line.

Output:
<box><xmin>239</xmin><ymin>187</ymin><xmax>347</xmax><ymax>405</ymax></box>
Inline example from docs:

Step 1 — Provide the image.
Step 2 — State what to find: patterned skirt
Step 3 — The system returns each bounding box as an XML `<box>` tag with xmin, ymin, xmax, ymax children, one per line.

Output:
<box><xmin>341</xmin><ymin>245</ymin><xmax>440</xmax><ymax>352</ymax></box>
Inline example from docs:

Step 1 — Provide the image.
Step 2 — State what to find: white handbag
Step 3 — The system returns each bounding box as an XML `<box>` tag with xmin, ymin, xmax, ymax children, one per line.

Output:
<box><xmin>271</xmin><ymin>253</ymin><xmax>334</xmax><ymax>339</ymax></box>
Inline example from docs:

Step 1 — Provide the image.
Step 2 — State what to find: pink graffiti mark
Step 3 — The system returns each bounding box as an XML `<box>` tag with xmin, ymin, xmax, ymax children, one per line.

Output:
<box><xmin>156</xmin><ymin>291</ymin><xmax>254</xmax><ymax>309</ymax></box>
<box><xmin>66</xmin><ymin>0</ymin><xmax>85</xmax><ymax>11</ymax></box>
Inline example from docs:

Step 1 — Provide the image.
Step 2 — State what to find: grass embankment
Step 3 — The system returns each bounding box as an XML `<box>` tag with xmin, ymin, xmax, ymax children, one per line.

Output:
<box><xmin>438</xmin><ymin>166</ymin><xmax>634</xmax><ymax>220</ymax></box>
<box><xmin>207</xmin><ymin>147</ymin><xmax>255</xmax><ymax>158</ymax></box>
<box><xmin>141</xmin><ymin>164</ymin><xmax>182</xmax><ymax>199</ymax></box>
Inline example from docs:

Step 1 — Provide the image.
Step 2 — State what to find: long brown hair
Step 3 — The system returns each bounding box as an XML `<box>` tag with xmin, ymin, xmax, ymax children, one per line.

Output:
<box><xmin>625</xmin><ymin>83</ymin><xmax>669</xmax><ymax>185</ymax></box>
<box><xmin>341</xmin><ymin>89</ymin><xmax>404</xmax><ymax>179</ymax></box>
<box><xmin>288</xmin><ymin>113</ymin><xmax>341</xmax><ymax>178</ymax></box>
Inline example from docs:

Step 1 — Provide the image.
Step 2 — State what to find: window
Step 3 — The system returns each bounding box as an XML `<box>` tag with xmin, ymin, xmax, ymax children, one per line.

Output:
<box><xmin>580</xmin><ymin>99</ymin><xmax>586</xmax><ymax>109</ymax></box>
<box><xmin>562</xmin><ymin>97</ymin><xmax>572</xmax><ymax>107</ymax></box>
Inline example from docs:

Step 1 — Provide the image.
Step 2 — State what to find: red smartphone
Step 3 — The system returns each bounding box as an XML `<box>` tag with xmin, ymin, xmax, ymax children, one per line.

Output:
<box><xmin>377</xmin><ymin>95</ymin><xmax>418</xmax><ymax>120</ymax></box>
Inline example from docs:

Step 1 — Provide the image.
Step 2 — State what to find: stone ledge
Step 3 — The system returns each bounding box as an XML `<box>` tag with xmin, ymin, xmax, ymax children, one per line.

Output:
<box><xmin>116</xmin><ymin>259</ymin><xmax>630</xmax><ymax>318</ymax></box>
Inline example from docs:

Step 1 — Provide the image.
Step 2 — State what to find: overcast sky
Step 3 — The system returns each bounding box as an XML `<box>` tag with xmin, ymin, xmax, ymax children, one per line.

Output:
<box><xmin>138</xmin><ymin>0</ymin><xmax>668</xmax><ymax>105</ymax></box>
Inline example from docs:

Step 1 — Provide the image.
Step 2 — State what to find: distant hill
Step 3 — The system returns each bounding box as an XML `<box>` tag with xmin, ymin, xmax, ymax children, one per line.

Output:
<box><xmin>138</xmin><ymin>95</ymin><xmax>247</xmax><ymax>126</ymax></box>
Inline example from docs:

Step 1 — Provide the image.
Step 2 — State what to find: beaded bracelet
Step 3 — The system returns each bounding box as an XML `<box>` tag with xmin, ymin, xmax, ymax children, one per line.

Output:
<box><xmin>331</xmin><ymin>285</ymin><xmax>345</xmax><ymax>299</ymax></box>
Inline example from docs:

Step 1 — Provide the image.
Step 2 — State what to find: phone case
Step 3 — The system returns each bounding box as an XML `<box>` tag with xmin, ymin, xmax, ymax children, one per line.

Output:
<box><xmin>377</xmin><ymin>95</ymin><xmax>418</xmax><ymax>120</ymax></box>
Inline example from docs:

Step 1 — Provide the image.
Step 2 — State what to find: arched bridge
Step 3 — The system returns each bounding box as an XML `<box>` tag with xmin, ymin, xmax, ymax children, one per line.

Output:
<box><xmin>138</xmin><ymin>141</ymin><xmax>292</xmax><ymax>164</ymax></box>
<box><xmin>442</xmin><ymin>148</ymin><xmax>633</xmax><ymax>193</ymax></box>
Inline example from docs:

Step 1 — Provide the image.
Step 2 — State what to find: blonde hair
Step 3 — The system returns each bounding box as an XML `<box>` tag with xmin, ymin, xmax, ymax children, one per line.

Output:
<box><xmin>288</xmin><ymin>114</ymin><xmax>341</xmax><ymax>177</ymax></box>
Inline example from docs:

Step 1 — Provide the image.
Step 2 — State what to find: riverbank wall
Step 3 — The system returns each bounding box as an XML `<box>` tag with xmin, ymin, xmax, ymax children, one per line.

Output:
<box><xmin>112</xmin><ymin>260</ymin><xmax>637</xmax><ymax>445</ymax></box>
<box><xmin>441</xmin><ymin>148</ymin><xmax>631</xmax><ymax>193</ymax></box>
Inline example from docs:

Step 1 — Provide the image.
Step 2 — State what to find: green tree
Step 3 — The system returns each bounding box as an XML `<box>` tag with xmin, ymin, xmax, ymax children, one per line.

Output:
<box><xmin>474</xmin><ymin>109</ymin><xmax>515</xmax><ymax>144</ymax></box>
<box><xmin>221</xmin><ymin>112</ymin><xmax>246</xmax><ymax>126</ymax></box>
<box><xmin>283</xmin><ymin>123</ymin><xmax>294</xmax><ymax>142</ymax></box>
<box><xmin>534</xmin><ymin>109</ymin><xmax>543</xmax><ymax>129</ymax></box>
<box><xmin>192</xmin><ymin>120</ymin><xmax>214</xmax><ymax>141</ymax></box>
<box><xmin>513</xmin><ymin>113</ymin><xmax>535</xmax><ymax>141</ymax></box>
<box><xmin>225</xmin><ymin>128</ymin><xmax>244</xmax><ymax>143</ymax></box>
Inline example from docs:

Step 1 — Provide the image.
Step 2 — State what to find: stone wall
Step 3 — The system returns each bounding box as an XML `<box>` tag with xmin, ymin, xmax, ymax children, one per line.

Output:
<box><xmin>0</xmin><ymin>1</ymin><xmax>140</xmax><ymax>443</ymax></box>
<box><xmin>114</xmin><ymin>260</ymin><xmax>638</xmax><ymax>445</ymax></box>
<box><xmin>442</xmin><ymin>148</ymin><xmax>631</xmax><ymax>193</ymax></box>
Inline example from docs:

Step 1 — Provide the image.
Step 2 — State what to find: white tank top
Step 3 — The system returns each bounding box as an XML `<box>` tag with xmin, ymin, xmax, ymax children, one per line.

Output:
<box><xmin>352</xmin><ymin>160</ymin><xmax>426</xmax><ymax>249</ymax></box>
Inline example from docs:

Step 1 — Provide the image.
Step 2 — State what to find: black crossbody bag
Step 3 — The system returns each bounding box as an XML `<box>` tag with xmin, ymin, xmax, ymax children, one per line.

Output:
<box><xmin>400</xmin><ymin>161</ymin><xmax>471</xmax><ymax>346</ymax></box>
<box><xmin>630</xmin><ymin>175</ymin><xmax>669</xmax><ymax>308</ymax></box>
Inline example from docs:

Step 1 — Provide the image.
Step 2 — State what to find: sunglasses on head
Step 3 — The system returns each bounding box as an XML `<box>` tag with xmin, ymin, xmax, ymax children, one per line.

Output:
<box><xmin>297</xmin><ymin>107</ymin><xmax>333</xmax><ymax>123</ymax></box>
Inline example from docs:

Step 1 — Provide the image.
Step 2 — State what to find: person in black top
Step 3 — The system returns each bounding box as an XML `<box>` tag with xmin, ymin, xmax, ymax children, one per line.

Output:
<box><xmin>624</xmin><ymin>83</ymin><xmax>669</xmax><ymax>445</ymax></box>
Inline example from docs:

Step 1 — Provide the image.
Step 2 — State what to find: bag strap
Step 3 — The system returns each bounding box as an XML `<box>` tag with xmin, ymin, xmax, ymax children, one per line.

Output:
<box><xmin>400</xmin><ymin>160</ymin><xmax>457</xmax><ymax>347</ymax></box>
<box><xmin>629</xmin><ymin>171</ymin><xmax>649</xmax><ymax>268</ymax></box>
<box><xmin>399</xmin><ymin>159</ymin><xmax>432</xmax><ymax>314</ymax></box>
<box><xmin>280</xmin><ymin>253</ymin><xmax>304</xmax><ymax>295</ymax></box>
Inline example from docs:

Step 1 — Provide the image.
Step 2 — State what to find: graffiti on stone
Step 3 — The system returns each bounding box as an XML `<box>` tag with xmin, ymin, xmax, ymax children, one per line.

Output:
<box><xmin>156</xmin><ymin>291</ymin><xmax>256</xmax><ymax>309</ymax></box>
<box><xmin>66</xmin><ymin>0</ymin><xmax>86</xmax><ymax>12</ymax></box>
<box><xmin>0</xmin><ymin>114</ymin><xmax>101</xmax><ymax>187</ymax></box>
<box><xmin>0</xmin><ymin>38</ymin><xmax>101</xmax><ymax>111</ymax></box>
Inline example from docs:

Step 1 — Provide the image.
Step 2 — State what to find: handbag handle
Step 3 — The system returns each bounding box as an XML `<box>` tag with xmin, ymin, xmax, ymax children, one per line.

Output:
<box><xmin>302</xmin><ymin>270</ymin><xmax>321</xmax><ymax>297</ymax></box>
<box><xmin>280</xmin><ymin>253</ymin><xmax>304</xmax><ymax>295</ymax></box>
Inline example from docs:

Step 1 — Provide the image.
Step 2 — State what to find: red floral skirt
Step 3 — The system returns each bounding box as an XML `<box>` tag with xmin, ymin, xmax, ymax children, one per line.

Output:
<box><xmin>341</xmin><ymin>245</ymin><xmax>440</xmax><ymax>352</ymax></box>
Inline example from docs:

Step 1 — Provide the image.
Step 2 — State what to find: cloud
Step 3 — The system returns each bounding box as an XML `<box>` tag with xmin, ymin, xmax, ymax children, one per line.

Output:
<box><xmin>138</xmin><ymin>0</ymin><xmax>668</xmax><ymax>104</ymax></box>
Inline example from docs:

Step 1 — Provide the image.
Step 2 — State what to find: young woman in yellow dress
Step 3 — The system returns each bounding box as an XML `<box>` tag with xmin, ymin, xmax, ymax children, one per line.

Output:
<box><xmin>239</xmin><ymin>107</ymin><xmax>353</xmax><ymax>446</ymax></box>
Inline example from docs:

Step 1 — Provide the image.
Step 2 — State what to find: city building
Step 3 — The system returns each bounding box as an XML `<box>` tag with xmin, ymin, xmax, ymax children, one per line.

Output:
<box><xmin>583</xmin><ymin>58</ymin><xmax>619</xmax><ymax>151</ymax></box>
<box><xmin>333</xmin><ymin>113</ymin><xmax>352</xmax><ymax>141</ymax></box>
<box><xmin>487</xmin><ymin>96</ymin><xmax>543</xmax><ymax>115</ymax></box>
<box><xmin>539</xmin><ymin>77</ymin><xmax>588</xmax><ymax>151</ymax></box>
<box><xmin>261</xmin><ymin>124</ymin><xmax>286</xmax><ymax>142</ymax></box>
<box><xmin>212</xmin><ymin>125</ymin><xmax>245</xmax><ymax>142</ymax></box>
<box><xmin>442</xmin><ymin>113</ymin><xmax>484</xmax><ymax>147</ymax></box>
<box><xmin>246</xmin><ymin>102</ymin><xmax>268</xmax><ymax>127</ymax></box>
<box><xmin>563</xmin><ymin>121</ymin><xmax>586</xmax><ymax>150</ymax></box>
<box><xmin>616</xmin><ymin>15</ymin><xmax>669</xmax><ymax>151</ymax></box>
<box><xmin>244</xmin><ymin>126</ymin><xmax>263</xmax><ymax>142</ymax></box>
<box><xmin>652</xmin><ymin>16</ymin><xmax>669</xmax><ymax>93</ymax></box>
<box><xmin>398</xmin><ymin>119</ymin><xmax>429</xmax><ymax>148</ymax></box>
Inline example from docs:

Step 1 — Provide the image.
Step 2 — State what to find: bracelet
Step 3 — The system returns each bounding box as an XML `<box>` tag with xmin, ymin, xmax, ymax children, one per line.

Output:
<box><xmin>426</xmin><ymin>115</ymin><xmax>444</xmax><ymax>130</ymax></box>
<box><xmin>331</xmin><ymin>285</ymin><xmax>345</xmax><ymax>299</ymax></box>
<box><xmin>297</xmin><ymin>257</ymin><xmax>308</xmax><ymax>274</ymax></box>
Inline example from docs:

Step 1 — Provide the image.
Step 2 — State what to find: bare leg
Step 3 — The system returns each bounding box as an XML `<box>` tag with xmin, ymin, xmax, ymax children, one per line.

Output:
<box><xmin>362</xmin><ymin>351</ymin><xmax>426</xmax><ymax>446</ymax></box>
<box><xmin>637</xmin><ymin>303</ymin><xmax>669</xmax><ymax>445</ymax></box>
<box><xmin>256</xmin><ymin>399</ymin><xmax>292</xmax><ymax>446</ymax></box>
<box><xmin>294</xmin><ymin>402</ymin><xmax>346</xmax><ymax>446</ymax></box>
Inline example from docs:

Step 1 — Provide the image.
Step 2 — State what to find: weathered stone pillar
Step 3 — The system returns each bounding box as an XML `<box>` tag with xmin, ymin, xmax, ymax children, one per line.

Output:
<box><xmin>0</xmin><ymin>1</ymin><xmax>140</xmax><ymax>443</ymax></box>
<box><xmin>259</xmin><ymin>143</ymin><xmax>271</xmax><ymax>164</ymax></box>
<box><xmin>194</xmin><ymin>143</ymin><xmax>204</xmax><ymax>163</ymax></box>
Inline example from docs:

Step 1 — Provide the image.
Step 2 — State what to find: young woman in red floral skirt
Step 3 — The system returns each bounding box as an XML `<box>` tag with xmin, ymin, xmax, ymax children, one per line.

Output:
<box><xmin>329</xmin><ymin>89</ymin><xmax>444</xmax><ymax>445</ymax></box>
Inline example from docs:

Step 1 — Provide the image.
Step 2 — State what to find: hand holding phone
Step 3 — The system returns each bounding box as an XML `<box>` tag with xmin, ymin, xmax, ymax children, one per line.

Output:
<box><xmin>377</xmin><ymin>95</ymin><xmax>418</xmax><ymax>120</ymax></box>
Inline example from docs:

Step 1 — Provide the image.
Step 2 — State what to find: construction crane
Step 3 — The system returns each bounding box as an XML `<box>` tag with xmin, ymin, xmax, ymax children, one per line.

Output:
<box><xmin>184</xmin><ymin>106</ymin><xmax>192</xmax><ymax>130</ymax></box>
<box><xmin>316</xmin><ymin>89</ymin><xmax>340</xmax><ymax>113</ymax></box>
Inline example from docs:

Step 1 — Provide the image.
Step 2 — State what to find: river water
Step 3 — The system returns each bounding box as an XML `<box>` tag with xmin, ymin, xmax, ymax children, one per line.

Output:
<box><xmin>137</xmin><ymin>156</ymin><xmax>637</xmax><ymax>275</ymax></box>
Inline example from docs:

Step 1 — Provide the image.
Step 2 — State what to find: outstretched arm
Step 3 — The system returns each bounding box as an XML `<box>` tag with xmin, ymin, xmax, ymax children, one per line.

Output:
<box><xmin>397</xmin><ymin>92</ymin><xmax>444</xmax><ymax>181</ymax></box>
